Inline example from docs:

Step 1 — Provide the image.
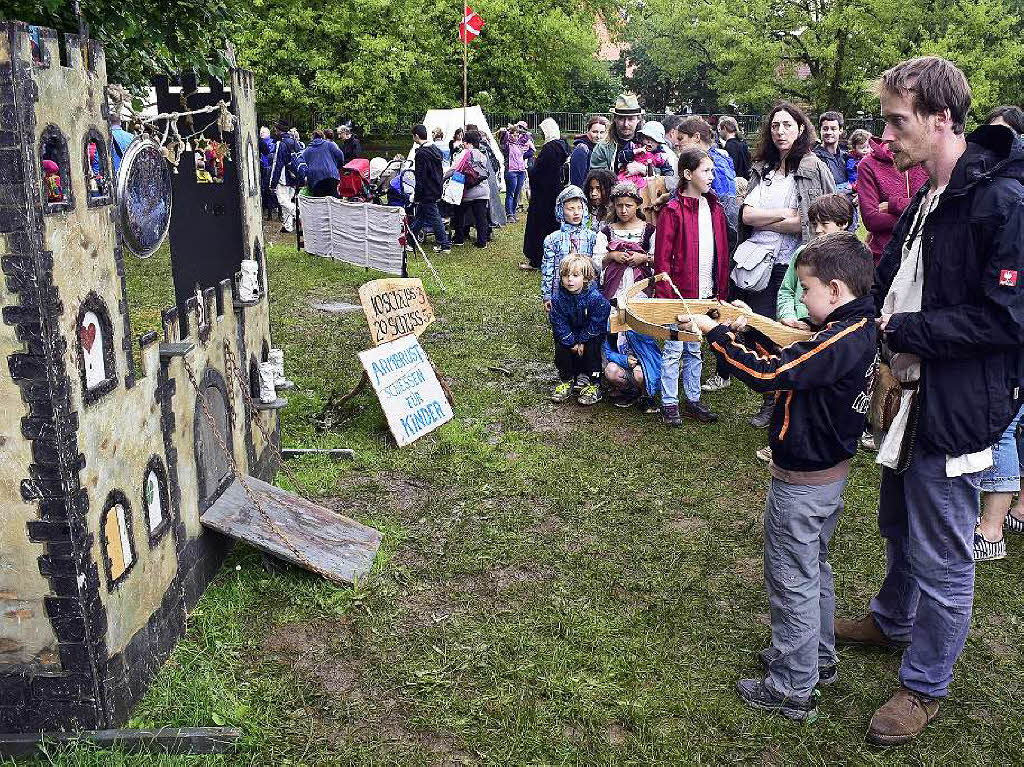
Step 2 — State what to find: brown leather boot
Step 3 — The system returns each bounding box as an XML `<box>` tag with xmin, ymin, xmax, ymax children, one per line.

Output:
<box><xmin>867</xmin><ymin>686</ymin><xmax>940</xmax><ymax>745</ymax></box>
<box><xmin>834</xmin><ymin>613</ymin><xmax>907</xmax><ymax>648</ymax></box>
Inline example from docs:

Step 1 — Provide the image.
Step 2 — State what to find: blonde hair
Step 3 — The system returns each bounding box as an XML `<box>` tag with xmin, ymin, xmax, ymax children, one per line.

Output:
<box><xmin>559</xmin><ymin>254</ymin><xmax>596</xmax><ymax>283</ymax></box>
<box><xmin>431</xmin><ymin>126</ymin><xmax>444</xmax><ymax>140</ymax></box>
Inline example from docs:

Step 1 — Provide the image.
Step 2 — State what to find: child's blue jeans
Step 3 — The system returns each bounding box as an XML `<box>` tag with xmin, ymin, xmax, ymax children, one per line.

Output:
<box><xmin>661</xmin><ymin>338</ymin><xmax>701</xmax><ymax>406</ymax></box>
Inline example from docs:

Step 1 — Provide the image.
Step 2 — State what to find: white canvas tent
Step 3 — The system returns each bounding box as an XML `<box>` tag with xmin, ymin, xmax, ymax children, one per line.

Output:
<box><xmin>412</xmin><ymin>106</ymin><xmax>506</xmax><ymax>180</ymax></box>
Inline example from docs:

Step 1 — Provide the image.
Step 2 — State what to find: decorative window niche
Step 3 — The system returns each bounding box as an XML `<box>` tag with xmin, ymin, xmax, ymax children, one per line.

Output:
<box><xmin>143</xmin><ymin>457</ymin><xmax>171</xmax><ymax>545</ymax></box>
<box><xmin>246</xmin><ymin>137</ymin><xmax>258</xmax><ymax>197</ymax></box>
<box><xmin>101</xmin><ymin>491</ymin><xmax>136</xmax><ymax>589</ymax></box>
<box><xmin>40</xmin><ymin>125</ymin><xmax>73</xmax><ymax>214</ymax></box>
<box><xmin>194</xmin><ymin>138</ymin><xmax>229</xmax><ymax>184</ymax></box>
<box><xmin>76</xmin><ymin>293</ymin><xmax>118</xmax><ymax>403</ymax></box>
<box><xmin>28</xmin><ymin>26</ymin><xmax>47</xmax><ymax>67</ymax></box>
<box><xmin>84</xmin><ymin>129</ymin><xmax>113</xmax><ymax>207</ymax></box>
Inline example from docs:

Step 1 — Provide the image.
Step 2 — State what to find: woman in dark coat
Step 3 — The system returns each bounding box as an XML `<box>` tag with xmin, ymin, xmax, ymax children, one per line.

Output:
<box><xmin>521</xmin><ymin>118</ymin><xmax>569</xmax><ymax>270</ymax></box>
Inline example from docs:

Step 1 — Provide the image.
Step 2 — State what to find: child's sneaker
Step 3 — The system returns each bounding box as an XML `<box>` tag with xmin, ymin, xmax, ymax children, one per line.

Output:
<box><xmin>613</xmin><ymin>392</ymin><xmax>641</xmax><ymax>409</ymax></box>
<box><xmin>577</xmin><ymin>382</ymin><xmax>603</xmax><ymax>406</ymax></box>
<box><xmin>1005</xmin><ymin>513</ymin><xmax>1024</xmax><ymax>534</ymax></box>
<box><xmin>662</xmin><ymin>404</ymin><xmax>682</xmax><ymax>426</ymax></box>
<box><xmin>973</xmin><ymin>530</ymin><xmax>1006</xmax><ymax>561</ymax></box>
<box><xmin>736</xmin><ymin>678</ymin><xmax>817</xmax><ymax>721</ymax></box>
<box><xmin>551</xmin><ymin>381</ymin><xmax>574</xmax><ymax>403</ymax></box>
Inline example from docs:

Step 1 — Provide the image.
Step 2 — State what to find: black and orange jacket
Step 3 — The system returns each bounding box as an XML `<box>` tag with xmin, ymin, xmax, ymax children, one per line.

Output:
<box><xmin>706</xmin><ymin>295</ymin><xmax>878</xmax><ymax>472</ymax></box>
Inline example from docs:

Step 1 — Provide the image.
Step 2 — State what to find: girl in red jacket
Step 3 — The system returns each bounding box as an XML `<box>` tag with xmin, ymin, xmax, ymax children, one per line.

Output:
<box><xmin>654</xmin><ymin>148</ymin><xmax>731</xmax><ymax>426</ymax></box>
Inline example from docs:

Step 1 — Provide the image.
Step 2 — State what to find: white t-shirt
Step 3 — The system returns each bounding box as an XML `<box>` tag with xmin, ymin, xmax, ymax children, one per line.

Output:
<box><xmin>747</xmin><ymin>170</ymin><xmax>801</xmax><ymax>265</ymax></box>
<box><xmin>697</xmin><ymin>196</ymin><xmax>715</xmax><ymax>299</ymax></box>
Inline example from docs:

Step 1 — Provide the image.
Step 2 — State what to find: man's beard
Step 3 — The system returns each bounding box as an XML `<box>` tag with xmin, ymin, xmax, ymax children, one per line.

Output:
<box><xmin>891</xmin><ymin>148</ymin><xmax>914</xmax><ymax>170</ymax></box>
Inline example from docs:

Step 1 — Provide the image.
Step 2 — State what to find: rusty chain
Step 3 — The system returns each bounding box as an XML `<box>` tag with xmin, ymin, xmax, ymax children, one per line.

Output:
<box><xmin>180</xmin><ymin>355</ymin><xmax>333</xmax><ymax>576</ymax></box>
<box><xmin>222</xmin><ymin>342</ymin><xmax>314</xmax><ymax>501</ymax></box>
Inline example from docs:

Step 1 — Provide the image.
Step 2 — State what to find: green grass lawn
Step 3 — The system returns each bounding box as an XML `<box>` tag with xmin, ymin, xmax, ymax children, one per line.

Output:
<box><xmin>30</xmin><ymin>219</ymin><xmax>1024</xmax><ymax>765</ymax></box>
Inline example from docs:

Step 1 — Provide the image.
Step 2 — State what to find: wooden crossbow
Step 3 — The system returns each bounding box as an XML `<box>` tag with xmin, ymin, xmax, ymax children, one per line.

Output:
<box><xmin>610</xmin><ymin>273</ymin><xmax>814</xmax><ymax>347</ymax></box>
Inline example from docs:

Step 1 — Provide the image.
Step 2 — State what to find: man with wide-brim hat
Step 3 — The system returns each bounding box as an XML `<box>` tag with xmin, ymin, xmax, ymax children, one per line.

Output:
<box><xmin>589</xmin><ymin>93</ymin><xmax>646</xmax><ymax>176</ymax></box>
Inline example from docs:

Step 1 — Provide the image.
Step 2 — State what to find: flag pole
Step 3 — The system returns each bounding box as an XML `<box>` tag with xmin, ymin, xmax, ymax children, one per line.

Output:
<box><xmin>462</xmin><ymin>28</ymin><xmax>468</xmax><ymax>127</ymax></box>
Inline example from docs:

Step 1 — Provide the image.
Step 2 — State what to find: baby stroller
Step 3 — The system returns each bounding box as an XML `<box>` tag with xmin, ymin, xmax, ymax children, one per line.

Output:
<box><xmin>338</xmin><ymin>157</ymin><xmax>408</xmax><ymax>207</ymax></box>
<box><xmin>387</xmin><ymin>162</ymin><xmax>416</xmax><ymax>214</ymax></box>
<box><xmin>337</xmin><ymin>158</ymin><xmax>371</xmax><ymax>199</ymax></box>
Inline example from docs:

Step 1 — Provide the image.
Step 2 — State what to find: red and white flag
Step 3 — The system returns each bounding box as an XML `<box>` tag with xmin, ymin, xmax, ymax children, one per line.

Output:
<box><xmin>459</xmin><ymin>5</ymin><xmax>484</xmax><ymax>43</ymax></box>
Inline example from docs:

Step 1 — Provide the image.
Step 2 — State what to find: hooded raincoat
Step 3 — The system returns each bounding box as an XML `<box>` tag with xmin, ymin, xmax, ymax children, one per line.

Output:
<box><xmin>541</xmin><ymin>185</ymin><xmax>600</xmax><ymax>302</ymax></box>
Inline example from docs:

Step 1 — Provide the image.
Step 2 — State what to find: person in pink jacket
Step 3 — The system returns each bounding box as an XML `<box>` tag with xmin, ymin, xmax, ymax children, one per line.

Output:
<box><xmin>856</xmin><ymin>136</ymin><xmax>928</xmax><ymax>263</ymax></box>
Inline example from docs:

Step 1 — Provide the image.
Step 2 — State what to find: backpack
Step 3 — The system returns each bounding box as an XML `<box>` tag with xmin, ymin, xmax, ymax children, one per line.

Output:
<box><xmin>461</xmin><ymin>150</ymin><xmax>488</xmax><ymax>188</ymax></box>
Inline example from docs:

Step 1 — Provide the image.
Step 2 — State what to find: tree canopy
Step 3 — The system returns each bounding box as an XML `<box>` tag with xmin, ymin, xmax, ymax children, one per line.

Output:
<box><xmin>5</xmin><ymin>0</ymin><xmax>236</xmax><ymax>88</ymax></box>
<box><xmin>6</xmin><ymin>0</ymin><xmax>1021</xmax><ymax>132</ymax></box>
<box><xmin>231</xmin><ymin>0</ymin><xmax>621</xmax><ymax>133</ymax></box>
<box><xmin>616</xmin><ymin>0</ymin><xmax>1024</xmax><ymax>121</ymax></box>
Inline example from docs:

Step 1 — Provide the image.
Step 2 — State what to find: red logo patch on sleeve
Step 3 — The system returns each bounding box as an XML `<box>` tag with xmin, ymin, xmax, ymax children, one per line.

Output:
<box><xmin>1000</xmin><ymin>269</ymin><xmax>1019</xmax><ymax>287</ymax></box>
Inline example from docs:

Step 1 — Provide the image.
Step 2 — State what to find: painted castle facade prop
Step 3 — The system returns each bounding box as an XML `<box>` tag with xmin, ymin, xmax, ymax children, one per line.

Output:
<box><xmin>0</xmin><ymin>22</ymin><xmax>278</xmax><ymax>732</ymax></box>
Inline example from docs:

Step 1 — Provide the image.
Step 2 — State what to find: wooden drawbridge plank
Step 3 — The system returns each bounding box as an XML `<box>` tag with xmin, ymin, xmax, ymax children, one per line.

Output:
<box><xmin>201</xmin><ymin>477</ymin><xmax>381</xmax><ymax>584</ymax></box>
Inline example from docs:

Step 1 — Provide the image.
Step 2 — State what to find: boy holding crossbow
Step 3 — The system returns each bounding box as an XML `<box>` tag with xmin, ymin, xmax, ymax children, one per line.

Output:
<box><xmin>685</xmin><ymin>231</ymin><xmax>878</xmax><ymax>721</ymax></box>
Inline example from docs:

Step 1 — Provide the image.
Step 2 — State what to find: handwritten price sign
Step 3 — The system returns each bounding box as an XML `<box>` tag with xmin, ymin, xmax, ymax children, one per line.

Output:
<box><xmin>358</xmin><ymin>278</ymin><xmax>436</xmax><ymax>346</ymax></box>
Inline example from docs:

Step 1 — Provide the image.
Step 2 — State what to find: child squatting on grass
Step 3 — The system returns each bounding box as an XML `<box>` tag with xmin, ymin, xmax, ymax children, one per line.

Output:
<box><xmin>549</xmin><ymin>255</ymin><xmax>611</xmax><ymax>406</ymax></box>
<box><xmin>686</xmin><ymin>231</ymin><xmax>878</xmax><ymax>722</ymax></box>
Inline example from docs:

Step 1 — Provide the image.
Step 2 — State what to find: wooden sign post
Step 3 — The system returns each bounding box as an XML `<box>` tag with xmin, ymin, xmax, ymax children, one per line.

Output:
<box><xmin>358</xmin><ymin>277</ymin><xmax>436</xmax><ymax>346</ymax></box>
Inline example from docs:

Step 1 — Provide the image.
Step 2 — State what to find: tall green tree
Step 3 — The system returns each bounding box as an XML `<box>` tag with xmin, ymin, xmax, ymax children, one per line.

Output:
<box><xmin>232</xmin><ymin>0</ymin><xmax>621</xmax><ymax>133</ymax></box>
<box><xmin>620</xmin><ymin>0</ymin><xmax>1023</xmax><ymax>121</ymax></box>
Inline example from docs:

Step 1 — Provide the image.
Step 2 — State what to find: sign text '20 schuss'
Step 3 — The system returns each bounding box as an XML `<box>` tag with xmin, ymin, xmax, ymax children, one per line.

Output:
<box><xmin>358</xmin><ymin>278</ymin><xmax>436</xmax><ymax>346</ymax></box>
<box><xmin>358</xmin><ymin>334</ymin><xmax>453</xmax><ymax>446</ymax></box>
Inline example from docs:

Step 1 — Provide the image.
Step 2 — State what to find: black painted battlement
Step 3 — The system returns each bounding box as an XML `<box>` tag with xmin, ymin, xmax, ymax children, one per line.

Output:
<box><xmin>0</xmin><ymin>22</ymin><xmax>275</xmax><ymax>735</ymax></box>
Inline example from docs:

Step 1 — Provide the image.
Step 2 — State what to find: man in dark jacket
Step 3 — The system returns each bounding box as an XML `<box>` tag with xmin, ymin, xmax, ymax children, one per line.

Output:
<box><xmin>812</xmin><ymin>110</ymin><xmax>850</xmax><ymax>190</ymax></box>
<box><xmin>835</xmin><ymin>57</ymin><xmax>1024</xmax><ymax>746</ymax></box>
<box><xmin>296</xmin><ymin>130</ymin><xmax>345</xmax><ymax>197</ymax></box>
<box><xmin>337</xmin><ymin>124</ymin><xmax>362</xmax><ymax>160</ymax></box>
<box><xmin>409</xmin><ymin>124</ymin><xmax>451</xmax><ymax>252</ymax></box>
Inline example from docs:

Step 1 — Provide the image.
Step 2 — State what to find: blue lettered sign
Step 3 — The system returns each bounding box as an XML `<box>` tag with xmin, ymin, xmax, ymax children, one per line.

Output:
<box><xmin>358</xmin><ymin>334</ymin><xmax>453</xmax><ymax>446</ymax></box>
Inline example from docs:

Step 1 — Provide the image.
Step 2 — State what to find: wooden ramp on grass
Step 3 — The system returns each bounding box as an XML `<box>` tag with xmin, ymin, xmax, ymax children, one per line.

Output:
<box><xmin>201</xmin><ymin>476</ymin><xmax>381</xmax><ymax>584</ymax></box>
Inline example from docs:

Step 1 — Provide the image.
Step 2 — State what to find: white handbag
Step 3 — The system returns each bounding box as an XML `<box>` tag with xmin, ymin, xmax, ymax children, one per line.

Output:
<box><xmin>730</xmin><ymin>238</ymin><xmax>776</xmax><ymax>292</ymax></box>
<box><xmin>442</xmin><ymin>172</ymin><xmax>465</xmax><ymax>206</ymax></box>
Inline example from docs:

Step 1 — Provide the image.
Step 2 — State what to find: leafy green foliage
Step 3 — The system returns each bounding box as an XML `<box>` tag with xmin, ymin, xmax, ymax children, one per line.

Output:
<box><xmin>620</xmin><ymin>0</ymin><xmax>1024</xmax><ymax>120</ymax></box>
<box><xmin>232</xmin><ymin>0</ymin><xmax>621</xmax><ymax>132</ymax></box>
<box><xmin>4</xmin><ymin>0</ymin><xmax>237</xmax><ymax>89</ymax></box>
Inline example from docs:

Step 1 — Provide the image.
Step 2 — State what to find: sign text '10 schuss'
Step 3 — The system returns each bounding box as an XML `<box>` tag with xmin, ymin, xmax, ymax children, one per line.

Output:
<box><xmin>358</xmin><ymin>277</ymin><xmax>436</xmax><ymax>346</ymax></box>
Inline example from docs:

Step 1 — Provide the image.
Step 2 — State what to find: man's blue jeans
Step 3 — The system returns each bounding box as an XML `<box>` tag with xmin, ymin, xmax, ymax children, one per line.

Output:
<box><xmin>869</xmin><ymin>449</ymin><xmax>981</xmax><ymax>698</ymax></box>
<box><xmin>505</xmin><ymin>170</ymin><xmax>526</xmax><ymax>216</ymax></box>
<box><xmin>410</xmin><ymin>200</ymin><xmax>450</xmax><ymax>248</ymax></box>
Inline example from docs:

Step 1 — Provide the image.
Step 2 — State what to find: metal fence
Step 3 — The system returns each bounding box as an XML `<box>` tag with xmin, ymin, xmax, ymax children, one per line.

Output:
<box><xmin>485</xmin><ymin>112</ymin><xmax>885</xmax><ymax>140</ymax></box>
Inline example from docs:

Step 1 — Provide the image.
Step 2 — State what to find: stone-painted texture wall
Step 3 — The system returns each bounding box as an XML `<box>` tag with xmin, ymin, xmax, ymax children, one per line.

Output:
<box><xmin>0</xmin><ymin>21</ymin><xmax>278</xmax><ymax>732</ymax></box>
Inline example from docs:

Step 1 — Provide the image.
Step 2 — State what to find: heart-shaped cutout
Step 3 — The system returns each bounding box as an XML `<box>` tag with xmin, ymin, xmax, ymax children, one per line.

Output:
<box><xmin>79</xmin><ymin>322</ymin><xmax>97</xmax><ymax>352</ymax></box>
